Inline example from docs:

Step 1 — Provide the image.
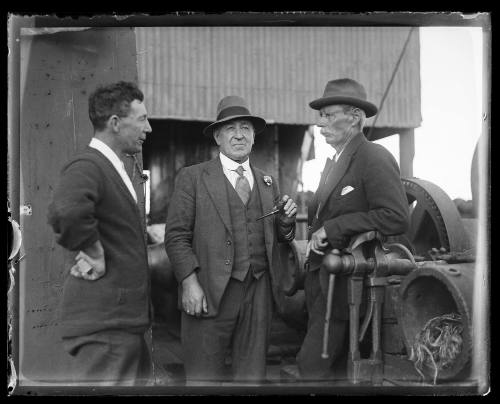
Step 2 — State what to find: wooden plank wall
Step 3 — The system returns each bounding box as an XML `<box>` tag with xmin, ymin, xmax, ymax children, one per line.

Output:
<box><xmin>18</xmin><ymin>27</ymin><xmax>139</xmax><ymax>383</ymax></box>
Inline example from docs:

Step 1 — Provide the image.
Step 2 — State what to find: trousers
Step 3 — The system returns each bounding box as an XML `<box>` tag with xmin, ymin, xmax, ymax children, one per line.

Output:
<box><xmin>62</xmin><ymin>329</ymin><xmax>153</xmax><ymax>386</ymax></box>
<box><xmin>181</xmin><ymin>271</ymin><xmax>272</xmax><ymax>384</ymax></box>
<box><xmin>296</xmin><ymin>269</ymin><xmax>348</xmax><ymax>380</ymax></box>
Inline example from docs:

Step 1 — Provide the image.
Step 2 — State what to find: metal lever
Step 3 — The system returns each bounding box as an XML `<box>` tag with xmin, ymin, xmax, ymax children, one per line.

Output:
<box><xmin>321</xmin><ymin>274</ymin><xmax>336</xmax><ymax>358</ymax></box>
<box><xmin>320</xmin><ymin>251</ymin><xmax>352</xmax><ymax>359</ymax></box>
<box><xmin>359</xmin><ymin>299</ymin><xmax>374</xmax><ymax>342</ymax></box>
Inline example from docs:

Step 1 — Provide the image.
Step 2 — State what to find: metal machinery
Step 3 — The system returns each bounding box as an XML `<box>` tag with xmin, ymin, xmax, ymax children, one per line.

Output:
<box><xmin>147</xmin><ymin>175</ymin><xmax>478</xmax><ymax>385</ymax></box>
<box><xmin>277</xmin><ymin>177</ymin><xmax>477</xmax><ymax>385</ymax></box>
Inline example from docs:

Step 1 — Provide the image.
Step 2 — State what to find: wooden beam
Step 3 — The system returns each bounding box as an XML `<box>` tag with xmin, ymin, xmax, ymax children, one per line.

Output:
<box><xmin>399</xmin><ymin>129</ymin><xmax>415</xmax><ymax>178</ymax></box>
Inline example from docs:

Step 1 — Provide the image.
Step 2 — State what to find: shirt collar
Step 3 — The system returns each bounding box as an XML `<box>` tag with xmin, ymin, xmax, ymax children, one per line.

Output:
<box><xmin>219</xmin><ymin>152</ymin><xmax>251</xmax><ymax>172</ymax></box>
<box><xmin>333</xmin><ymin>131</ymin><xmax>362</xmax><ymax>161</ymax></box>
<box><xmin>89</xmin><ymin>137</ymin><xmax>125</xmax><ymax>169</ymax></box>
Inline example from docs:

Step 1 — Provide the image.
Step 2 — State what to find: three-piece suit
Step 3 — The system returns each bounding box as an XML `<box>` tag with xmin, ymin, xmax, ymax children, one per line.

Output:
<box><xmin>165</xmin><ymin>156</ymin><xmax>295</xmax><ymax>382</ymax></box>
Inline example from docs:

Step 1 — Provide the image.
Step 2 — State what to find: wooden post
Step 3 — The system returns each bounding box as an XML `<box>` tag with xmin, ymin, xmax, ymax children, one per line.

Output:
<box><xmin>399</xmin><ymin>129</ymin><xmax>415</xmax><ymax>178</ymax></box>
<box><xmin>17</xmin><ymin>27</ymin><xmax>139</xmax><ymax>383</ymax></box>
<box><xmin>274</xmin><ymin>124</ymin><xmax>280</xmax><ymax>181</ymax></box>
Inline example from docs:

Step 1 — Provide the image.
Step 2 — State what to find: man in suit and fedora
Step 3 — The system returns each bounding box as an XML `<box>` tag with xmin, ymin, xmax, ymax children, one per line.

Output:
<box><xmin>296</xmin><ymin>78</ymin><xmax>409</xmax><ymax>380</ymax></box>
<box><xmin>165</xmin><ymin>95</ymin><xmax>297</xmax><ymax>385</ymax></box>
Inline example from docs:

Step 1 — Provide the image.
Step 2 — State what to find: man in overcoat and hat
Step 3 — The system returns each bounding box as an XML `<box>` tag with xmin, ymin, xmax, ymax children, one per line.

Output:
<box><xmin>296</xmin><ymin>78</ymin><xmax>409</xmax><ymax>380</ymax></box>
<box><xmin>165</xmin><ymin>95</ymin><xmax>297</xmax><ymax>384</ymax></box>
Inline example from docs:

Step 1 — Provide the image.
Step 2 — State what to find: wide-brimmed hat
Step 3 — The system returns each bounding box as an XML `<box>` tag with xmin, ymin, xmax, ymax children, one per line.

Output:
<box><xmin>203</xmin><ymin>95</ymin><xmax>266</xmax><ymax>136</ymax></box>
<box><xmin>309</xmin><ymin>78</ymin><xmax>378</xmax><ymax>118</ymax></box>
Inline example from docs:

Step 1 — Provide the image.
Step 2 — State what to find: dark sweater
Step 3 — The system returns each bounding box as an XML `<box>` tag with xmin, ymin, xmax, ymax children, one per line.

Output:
<box><xmin>47</xmin><ymin>147</ymin><xmax>151</xmax><ymax>338</ymax></box>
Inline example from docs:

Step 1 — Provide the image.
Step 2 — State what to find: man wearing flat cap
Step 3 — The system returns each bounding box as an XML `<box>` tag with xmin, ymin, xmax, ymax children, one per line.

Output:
<box><xmin>296</xmin><ymin>78</ymin><xmax>409</xmax><ymax>380</ymax></box>
<box><xmin>165</xmin><ymin>95</ymin><xmax>297</xmax><ymax>384</ymax></box>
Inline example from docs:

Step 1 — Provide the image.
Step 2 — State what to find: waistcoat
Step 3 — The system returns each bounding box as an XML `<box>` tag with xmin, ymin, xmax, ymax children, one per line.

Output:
<box><xmin>225</xmin><ymin>177</ymin><xmax>268</xmax><ymax>281</ymax></box>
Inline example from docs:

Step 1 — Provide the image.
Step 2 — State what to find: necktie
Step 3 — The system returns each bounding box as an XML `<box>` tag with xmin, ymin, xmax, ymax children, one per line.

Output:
<box><xmin>234</xmin><ymin>165</ymin><xmax>251</xmax><ymax>205</ymax></box>
<box><xmin>316</xmin><ymin>157</ymin><xmax>337</xmax><ymax>218</ymax></box>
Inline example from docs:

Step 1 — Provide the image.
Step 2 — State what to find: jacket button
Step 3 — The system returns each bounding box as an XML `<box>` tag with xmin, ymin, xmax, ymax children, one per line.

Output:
<box><xmin>227</xmin><ymin>240</ymin><xmax>231</xmax><ymax>245</ymax></box>
<box><xmin>225</xmin><ymin>260</ymin><xmax>231</xmax><ymax>265</ymax></box>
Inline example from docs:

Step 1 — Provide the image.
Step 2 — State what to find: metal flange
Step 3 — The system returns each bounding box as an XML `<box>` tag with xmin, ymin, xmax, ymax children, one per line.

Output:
<box><xmin>402</xmin><ymin>178</ymin><xmax>472</xmax><ymax>259</ymax></box>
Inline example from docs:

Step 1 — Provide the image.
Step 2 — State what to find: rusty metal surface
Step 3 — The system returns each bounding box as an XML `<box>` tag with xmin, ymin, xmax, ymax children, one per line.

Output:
<box><xmin>135</xmin><ymin>27</ymin><xmax>421</xmax><ymax>128</ymax></box>
<box><xmin>396</xmin><ymin>262</ymin><xmax>475</xmax><ymax>381</ymax></box>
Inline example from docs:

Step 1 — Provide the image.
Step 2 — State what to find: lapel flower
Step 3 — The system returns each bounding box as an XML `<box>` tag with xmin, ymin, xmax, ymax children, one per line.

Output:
<box><xmin>263</xmin><ymin>175</ymin><xmax>272</xmax><ymax>186</ymax></box>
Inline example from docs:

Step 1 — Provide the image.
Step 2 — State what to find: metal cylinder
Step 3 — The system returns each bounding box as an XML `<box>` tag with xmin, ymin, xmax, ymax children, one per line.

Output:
<box><xmin>397</xmin><ymin>261</ymin><xmax>474</xmax><ymax>380</ymax></box>
<box><xmin>148</xmin><ymin>242</ymin><xmax>176</xmax><ymax>290</ymax></box>
<box><xmin>274</xmin><ymin>240</ymin><xmax>309</xmax><ymax>331</ymax></box>
<box><xmin>278</xmin><ymin>239</ymin><xmax>308</xmax><ymax>296</ymax></box>
<box><xmin>8</xmin><ymin>218</ymin><xmax>22</xmax><ymax>261</ymax></box>
<box><xmin>148</xmin><ymin>243</ymin><xmax>181</xmax><ymax>326</ymax></box>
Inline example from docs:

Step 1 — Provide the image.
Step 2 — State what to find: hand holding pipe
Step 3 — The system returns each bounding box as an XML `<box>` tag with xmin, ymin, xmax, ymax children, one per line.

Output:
<box><xmin>256</xmin><ymin>198</ymin><xmax>287</xmax><ymax>221</ymax></box>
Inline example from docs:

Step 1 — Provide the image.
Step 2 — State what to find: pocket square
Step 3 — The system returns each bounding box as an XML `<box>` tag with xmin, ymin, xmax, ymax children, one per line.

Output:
<box><xmin>340</xmin><ymin>185</ymin><xmax>354</xmax><ymax>196</ymax></box>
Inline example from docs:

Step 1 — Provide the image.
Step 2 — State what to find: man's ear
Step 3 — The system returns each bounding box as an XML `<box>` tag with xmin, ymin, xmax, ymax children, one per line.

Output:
<box><xmin>213</xmin><ymin>130</ymin><xmax>221</xmax><ymax>146</ymax></box>
<box><xmin>108</xmin><ymin>115</ymin><xmax>121</xmax><ymax>133</ymax></box>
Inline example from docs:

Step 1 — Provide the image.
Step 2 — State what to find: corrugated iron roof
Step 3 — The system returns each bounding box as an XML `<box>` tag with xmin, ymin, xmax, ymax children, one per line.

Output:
<box><xmin>136</xmin><ymin>27</ymin><xmax>421</xmax><ymax>128</ymax></box>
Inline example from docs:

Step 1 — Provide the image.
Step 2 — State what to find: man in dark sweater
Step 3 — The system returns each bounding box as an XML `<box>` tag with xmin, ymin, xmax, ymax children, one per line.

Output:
<box><xmin>165</xmin><ymin>95</ymin><xmax>297</xmax><ymax>385</ymax></box>
<box><xmin>47</xmin><ymin>81</ymin><xmax>153</xmax><ymax>386</ymax></box>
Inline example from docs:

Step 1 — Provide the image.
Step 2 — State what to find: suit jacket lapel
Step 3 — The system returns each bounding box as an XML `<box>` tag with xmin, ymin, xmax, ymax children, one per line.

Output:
<box><xmin>253</xmin><ymin>166</ymin><xmax>277</xmax><ymax>269</ymax></box>
<box><xmin>253</xmin><ymin>166</ymin><xmax>275</xmax><ymax>247</ymax></box>
<box><xmin>316</xmin><ymin>133</ymin><xmax>366</xmax><ymax>218</ymax></box>
<box><xmin>202</xmin><ymin>157</ymin><xmax>232</xmax><ymax>235</ymax></box>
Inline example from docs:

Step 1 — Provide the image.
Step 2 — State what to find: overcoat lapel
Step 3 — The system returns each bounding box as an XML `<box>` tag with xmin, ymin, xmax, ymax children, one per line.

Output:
<box><xmin>317</xmin><ymin>158</ymin><xmax>333</xmax><ymax>194</ymax></box>
<box><xmin>309</xmin><ymin>157</ymin><xmax>332</xmax><ymax>221</ymax></box>
<box><xmin>202</xmin><ymin>157</ymin><xmax>233</xmax><ymax>235</ymax></box>
<box><xmin>316</xmin><ymin>133</ymin><xmax>366</xmax><ymax>219</ymax></box>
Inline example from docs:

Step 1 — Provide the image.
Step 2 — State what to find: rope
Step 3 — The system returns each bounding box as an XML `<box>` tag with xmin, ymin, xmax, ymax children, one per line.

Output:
<box><xmin>409</xmin><ymin>313</ymin><xmax>463</xmax><ymax>385</ymax></box>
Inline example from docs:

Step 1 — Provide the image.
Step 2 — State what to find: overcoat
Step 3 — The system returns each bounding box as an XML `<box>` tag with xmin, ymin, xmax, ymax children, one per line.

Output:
<box><xmin>165</xmin><ymin>156</ymin><xmax>295</xmax><ymax>317</ymax></box>
<box><xmin>307</xmin><ymin>132</ymin><xmax>409</xmax><ymax>319</ymax></box>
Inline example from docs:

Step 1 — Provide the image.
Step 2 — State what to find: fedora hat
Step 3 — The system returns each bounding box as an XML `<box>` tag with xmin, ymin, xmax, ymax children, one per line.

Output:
<box><xmin>309</xmin><ymin>78</ymin><xmax>378</xmax><ymax>118</ymax></box>
<box><xmin>203</xmin><ymin>95</ymin><xmax>266</xmax><ymax>136</ymax></box>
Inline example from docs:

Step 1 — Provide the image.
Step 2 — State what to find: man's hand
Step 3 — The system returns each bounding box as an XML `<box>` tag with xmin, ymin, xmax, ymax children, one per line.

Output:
<box><xmin>70</xmin><ymin>240</ymin><xmax>106</xmax><ymax>281</ymax></box>
<box><xmin>278</xmin><ymin>195</ymin><xmax>297</xmax><ymax>224</ymax></box>
<box><xmin>307</xmin><ymin>226</ymin><xmax>329</xmax><ymax>257</ymax></box>
<box><xmin>181</xmin><ymin>272</ymin><xmax>208</xmax><ymax>317</ymax></box>
<box><xmin>70</xmin><ymin>248</ymin><xmax>106</xmax><ymax>281</ymax></box>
